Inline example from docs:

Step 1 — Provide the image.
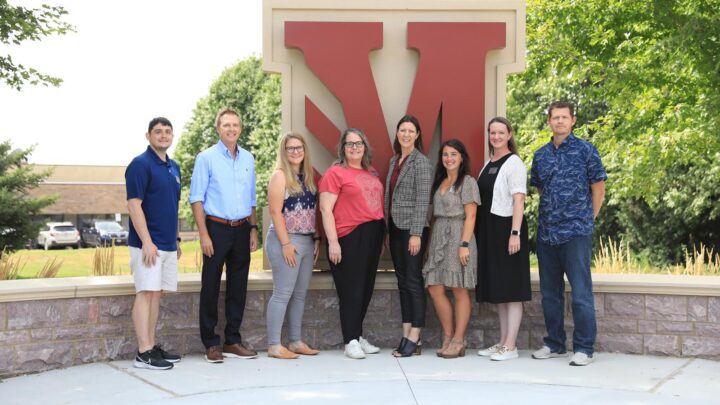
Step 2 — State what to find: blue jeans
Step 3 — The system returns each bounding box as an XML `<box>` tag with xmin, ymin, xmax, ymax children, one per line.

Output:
<box><xmin>537</xmin><ymin>235</ymin><xmax>596</xmax><ymax>356</ymax></box>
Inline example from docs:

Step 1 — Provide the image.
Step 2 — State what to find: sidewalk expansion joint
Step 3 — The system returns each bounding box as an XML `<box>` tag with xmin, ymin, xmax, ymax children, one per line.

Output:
<box><xmin>649</xmin><ymin>357</ymin><xmax>694</xmax><ymax>393</ymax></box>
<box><xmin>105</xmin><ymin>362</ymin><xmax>181</xmax><ymax>397</ymax></box>
<box><xmin>144</xmin><ymin>379</ymin><xmax>410</xmax><ymax>400</ymax></box>
<box><xmin>395</xmin><ymin>357</ymin><xmax>420</xmax><ymax>405</ymax></box>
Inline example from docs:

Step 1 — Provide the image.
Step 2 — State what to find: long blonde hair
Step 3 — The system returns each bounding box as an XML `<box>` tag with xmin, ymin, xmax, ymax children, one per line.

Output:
<box><xmin>276</xmin><ymin>132</ymin><xmax>316</xmax><ymax>195</ymax></box>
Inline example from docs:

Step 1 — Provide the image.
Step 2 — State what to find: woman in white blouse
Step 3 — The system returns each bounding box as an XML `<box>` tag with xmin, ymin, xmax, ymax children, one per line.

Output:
<box><xmin>475</xmin><ymin>117</ymin><xmax>531</xmax><ymax>361</ymax></box>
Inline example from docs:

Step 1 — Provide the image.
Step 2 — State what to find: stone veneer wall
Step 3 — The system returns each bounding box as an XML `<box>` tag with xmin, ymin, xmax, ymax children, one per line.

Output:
<box><xmin>0</xmin><ymin>272</ymin><xmax>718</xmax><ymax>377</ymax></box>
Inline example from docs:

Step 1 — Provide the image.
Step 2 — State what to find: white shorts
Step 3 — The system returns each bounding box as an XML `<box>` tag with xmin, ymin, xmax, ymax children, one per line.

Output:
<box><xmin>130</xmin><ymin>247</ymin><xmax>178</xmax><ymax>292</ymax></box>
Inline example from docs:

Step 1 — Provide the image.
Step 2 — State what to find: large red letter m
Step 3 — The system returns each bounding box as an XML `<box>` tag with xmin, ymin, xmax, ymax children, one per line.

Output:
<box><xmin>286</xmin><ymin>21</ymin><xmax>505</xmax><ymax>177</ymax></box>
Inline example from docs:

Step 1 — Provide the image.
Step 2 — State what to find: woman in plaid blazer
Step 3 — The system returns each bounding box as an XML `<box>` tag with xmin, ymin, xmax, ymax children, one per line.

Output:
<box><xmin>384</xmin><ymin>115</ymin><xmax>433</xmax><ymax>357</ymax></box>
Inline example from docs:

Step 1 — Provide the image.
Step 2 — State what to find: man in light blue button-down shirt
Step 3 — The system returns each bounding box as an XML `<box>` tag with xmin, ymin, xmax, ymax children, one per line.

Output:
<box><xmin>189</xmin><ymin>107</ymin><xmax>259</xmax><ymax>362</ymax></box>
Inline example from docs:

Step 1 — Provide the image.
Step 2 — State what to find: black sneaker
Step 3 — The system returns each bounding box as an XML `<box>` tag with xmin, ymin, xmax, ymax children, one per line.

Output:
<box><xmin>154</xmin><ymin>344</ymin><xmax>181</xmax><ymax>363</ymax></box>
<box><xmin>134</xmin><ymin>349</ymin><xmax>173</xmax><ymax>370</ymax></box>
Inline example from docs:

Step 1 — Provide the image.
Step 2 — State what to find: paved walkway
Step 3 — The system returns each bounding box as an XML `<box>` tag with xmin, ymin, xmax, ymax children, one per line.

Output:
<box><xmin>2</xmin><ymin>350</ymin><xmax>718</xmax><ymax>404</ymax></box>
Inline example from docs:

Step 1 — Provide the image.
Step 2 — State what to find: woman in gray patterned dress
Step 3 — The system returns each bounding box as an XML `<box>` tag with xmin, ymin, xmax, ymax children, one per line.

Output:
<box><xmin>423</xmin><ymin>139</ymin><xmax>480</xmax><ymax>358</ymax></box>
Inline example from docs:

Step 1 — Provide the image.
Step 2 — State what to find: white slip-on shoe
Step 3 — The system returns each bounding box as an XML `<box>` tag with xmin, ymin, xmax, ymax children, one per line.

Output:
<box><xmin>345</xmin><ymin>339</ymin><xmax>366</xmax><ymax>359</ymax></box>
<box><xmin>477</xmin><ymin>343</ymin><xmax>501</xmax><ymax>357</ymax></box>
<box><xmin>531</xmin><ymin>345</ymin><xmax>568</xmax><ymax>359</ymax></box>
<box><xmin>569</xmin><ymin>351</ymin><xmax>594</xmax><ymax>366</ymax></box>
<box><xmin>358</xmin><ymin>336</ymin><xmax>380</xmax><ymax>354</ymax></box>
<box><xmin>490</xmin><ymin>346</ymin><xmax>519</xmax><ymax>361</ymax></box>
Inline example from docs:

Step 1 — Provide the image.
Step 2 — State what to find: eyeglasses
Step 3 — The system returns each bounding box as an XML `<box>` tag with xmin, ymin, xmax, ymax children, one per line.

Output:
<box><xmin>344</xmin><ymin>141</ymin><xmax>365</xmax><ymax>149</ymax></box>
<box><xmin>285</xmin><ymin>145</ymin><xmax>304</xmax><ymax>153</ymax></box>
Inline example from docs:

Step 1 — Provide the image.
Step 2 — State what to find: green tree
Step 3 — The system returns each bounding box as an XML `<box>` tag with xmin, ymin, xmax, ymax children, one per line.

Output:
<box><xmin>174</xmin><ymin>56</ymin><xmax>281</xmax><ymax>238</ymax></box>
<box><xmin>0</xmin><ymin>141</ymin><xmax>56</xmax><ymax>250</ymax></box>
<box><xmin>0</xmin><ymin>0</ymin><xmax>74</xmax><ymax>90</ymax></box>
<box><xmin>507</xmin><ymin>0</ymin><xmax>720</xmax><ymax>264</ymax></box>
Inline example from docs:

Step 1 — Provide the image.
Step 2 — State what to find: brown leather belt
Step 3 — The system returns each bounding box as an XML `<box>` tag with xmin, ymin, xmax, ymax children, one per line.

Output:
<box><xmin>206</xmin><ymin>215</ymin><xmax>248</xmax><ymax>227</ymax></box>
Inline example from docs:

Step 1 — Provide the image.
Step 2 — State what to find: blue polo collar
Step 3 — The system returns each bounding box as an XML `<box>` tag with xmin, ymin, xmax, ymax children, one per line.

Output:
<box><xmin>145</xmin><ymin>146</ymin><xmax>171</xmax><ymax>164</ymax></box>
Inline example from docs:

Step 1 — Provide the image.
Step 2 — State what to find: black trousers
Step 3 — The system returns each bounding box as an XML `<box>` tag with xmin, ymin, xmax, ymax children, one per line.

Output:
<box><xmin>329</xmin><ymin>219</ymin><xmax>385</xmax><ymax>344</ymax></box>
<box><xmin>199</xmin><ymin>219</ymin><xmax>251</xmax><ymax>348</ymax></box>
<box><xmin>389</xmin><ymin>218</ymin><xmax>428</xmax><ymax>327</ymax></box>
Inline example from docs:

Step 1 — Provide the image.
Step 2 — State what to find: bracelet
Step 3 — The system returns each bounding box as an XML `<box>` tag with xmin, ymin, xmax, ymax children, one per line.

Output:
<box><xmin>281</xmin><ymin>241</ymin><xmax>291</xmax><ymax>246</ymax></box>
<box><xmin>313</xmin><ymin>235</ymin><xmax>322</xmax><ymax>241</ymax></box>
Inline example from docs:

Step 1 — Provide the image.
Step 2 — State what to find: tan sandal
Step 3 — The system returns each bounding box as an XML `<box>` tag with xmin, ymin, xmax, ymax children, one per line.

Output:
<box><xmin>288</xmin><ymin>341</ymin><xmax>320</xmax><ymax>356</ymax></box>
<box><xmin>268</xmin><ymin>345</ymin><xmax>300</xmax><ymax>359</ymax></box>
<box><xmin>440</xmin><ymin>338</ymin><xmax>466</xmax><ymax>359</ymax></box>
<box><xmin>436</xmin><ymin>334</ymin><xmax>452</xmax><ymax>357</ymax></box>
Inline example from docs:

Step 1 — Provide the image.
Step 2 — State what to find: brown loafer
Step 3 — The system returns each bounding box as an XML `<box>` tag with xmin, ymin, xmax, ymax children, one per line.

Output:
<box><xmin>288</xmin><ymin>342</ymin><xmax>320</xmax><ymax>356</ymax></box>
<box><xmin>205</xmin><ymin>345</ymin><xmax>224</xmax><ymax>363</ymax></box>
<box><xmin>222</xmin><ymin>343</ymin><xmax>258</xmax><ymax>359</ymax></box>
<box><xmin>268</xmin><ymin>346</ymin><xmax>300</xmax><ymax>359</ymax></box>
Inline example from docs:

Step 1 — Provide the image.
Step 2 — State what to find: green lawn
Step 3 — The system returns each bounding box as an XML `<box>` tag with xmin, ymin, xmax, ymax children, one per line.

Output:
<box><xmin>10</xmin><ymin>241</ymin><xmax>265</xmax><ymax>279</ymax></box>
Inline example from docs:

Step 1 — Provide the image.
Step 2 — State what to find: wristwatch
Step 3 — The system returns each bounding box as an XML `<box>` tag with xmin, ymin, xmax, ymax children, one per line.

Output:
<box><xmin>249</xmin><ymin>224</ymin><xmax>259</xmax><ymax>231</ymax></box>
<box><xmin>460</xmin><ymin>241</ymin><xmax>469</xmax><ymax>248</ymax></box>
<box><xmin>511</xmin><ymin>229</ymin><xmax>520</xmax><ymax>236</ymax></box>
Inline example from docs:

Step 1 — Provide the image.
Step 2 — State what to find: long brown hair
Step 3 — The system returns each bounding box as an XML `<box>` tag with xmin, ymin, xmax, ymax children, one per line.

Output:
<box><xmin>392</xmin><ymin>115</ymin><xmax>423</xmax><ymax>154</ymax></box>
<box><xmin>276</xmin><ymin>132</ymin><xmax>316</xmax><ymax>195</ymax></box>
<box><xmin>487</xmin><ymin>116</ymin><xmax>518</xmax><ymax>156</ymax></box>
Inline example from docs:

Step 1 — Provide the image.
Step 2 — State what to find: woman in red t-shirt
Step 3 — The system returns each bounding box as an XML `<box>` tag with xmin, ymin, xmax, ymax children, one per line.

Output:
<box><xmin>319</xmin><ymin>128</ymin><xmax>385</xmax><ymax>359</ymax></box>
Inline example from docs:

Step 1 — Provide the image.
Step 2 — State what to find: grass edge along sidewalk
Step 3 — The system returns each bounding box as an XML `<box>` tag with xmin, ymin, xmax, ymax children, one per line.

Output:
<box><xmin>4</xmin><ymin>242</ymin><xmax>263</xmax><ymax>279</ymax></box>
<box><xmin>2</xmin><ymin>238</ymin><xmax>720</xmax><ymax>279</ymax></box>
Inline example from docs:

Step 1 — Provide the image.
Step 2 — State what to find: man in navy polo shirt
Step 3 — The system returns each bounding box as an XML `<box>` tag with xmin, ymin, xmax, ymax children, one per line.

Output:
<box><xmin>189</xmin><ymin>107</ymin><xmax>259</xmax><ymax>363</ymax></box>
<box><xmin>126</xmin><ymin>117</ymin><xmax>182</xmax><ymax>370</ymax></box>
<box><xmin>530</xmin><ymin>101</ymin><xmax>607</xmax><ymax>366</ymax></box>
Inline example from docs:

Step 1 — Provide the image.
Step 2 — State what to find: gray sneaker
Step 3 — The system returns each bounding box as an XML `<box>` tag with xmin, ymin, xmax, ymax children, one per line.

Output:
<box><xmin>531</xmin><ymin>345</ymin><xmax>568</xmax><ymax>359</ymax></box>
<box><xmin>569</xmin><ymin>352</ymin><xmax>593</xmax><ymax>366</ymax></box>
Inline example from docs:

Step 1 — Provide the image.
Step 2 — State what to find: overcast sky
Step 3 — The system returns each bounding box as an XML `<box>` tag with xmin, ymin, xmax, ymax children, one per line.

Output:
<box><xmin>0</xmin><ymin>0</ymin><xmax>262</xmax><ymax>165</ymax></box>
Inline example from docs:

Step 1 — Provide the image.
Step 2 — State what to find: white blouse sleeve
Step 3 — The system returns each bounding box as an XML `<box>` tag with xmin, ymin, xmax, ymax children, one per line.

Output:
<box><xmin>506</xmin><ymin>155</ymin><xmax>527</xmax><ymax>196</ymax></box>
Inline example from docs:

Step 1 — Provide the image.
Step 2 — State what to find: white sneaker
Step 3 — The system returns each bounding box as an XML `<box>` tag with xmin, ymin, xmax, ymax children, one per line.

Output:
<box><xmin>569</xmin><ymin>352</ymin><xmax>593</xmax><ymax>366</ymax></box>
<box><xmin>344</xmin><ymin>339</ymin><xmax>366</xmax><ymax>359</ymax></box>
<box><xmin>490</xmin><ymin>346</ymin><xmax>519</xmax><ymax>361</ymax></box>
<box><xmin>477</xmin><ymin>343</ymin><xmax>501</xmax><ymax>357</ymax></box>
<box><xmin>358</xmin><ymin>336</ymin><xmax>380</xmax><ymax>354</ymax></box>
<box><xmin>532</xmin><ymin>345</ymin><xmax>568</xmax><ymax>359</ymax></box>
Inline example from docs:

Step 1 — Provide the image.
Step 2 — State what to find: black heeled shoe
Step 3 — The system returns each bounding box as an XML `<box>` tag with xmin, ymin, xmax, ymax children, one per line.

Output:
<box><xmin>394</xmin><ymin>337</ymin><xmax>409</xmax><ymax>354</ymax></box>
<box><xmin>393</xmin><ymin>338</ymin><xmax>419</xmax><ymax>358</ymax></box>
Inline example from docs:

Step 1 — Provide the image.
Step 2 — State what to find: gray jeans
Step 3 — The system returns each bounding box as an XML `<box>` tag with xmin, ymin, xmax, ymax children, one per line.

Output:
<box><xmin>265</xmin><ymin>229</ymin><xmax>315</xmax><ymax>346</ymax></box>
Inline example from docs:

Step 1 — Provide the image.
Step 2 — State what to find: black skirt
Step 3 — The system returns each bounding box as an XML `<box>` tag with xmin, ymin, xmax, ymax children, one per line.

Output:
<box><xmin>475</xmin><ymin>155</ymin><xmax>531</xmax><ymax>303</ymax></box>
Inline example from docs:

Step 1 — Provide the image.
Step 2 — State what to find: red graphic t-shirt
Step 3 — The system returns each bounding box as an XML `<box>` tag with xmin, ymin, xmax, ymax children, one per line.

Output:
<box><xmin>318</xmin><ymin>164</ymin><xmax>385</xmax><ymax>238</ymax></box>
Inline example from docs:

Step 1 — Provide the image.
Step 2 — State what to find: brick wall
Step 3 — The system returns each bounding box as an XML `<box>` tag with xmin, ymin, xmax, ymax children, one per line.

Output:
<box><xmin>0</xmin><ymin>273</ymin><xmax>718</xmax><ymax>377</ymax></box>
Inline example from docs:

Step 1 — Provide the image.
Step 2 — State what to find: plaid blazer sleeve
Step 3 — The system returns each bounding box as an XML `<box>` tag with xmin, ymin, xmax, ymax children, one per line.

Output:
<box><xmin>409</xmin><ymin>153</ymin><xmax>433</xmax><ymax>235</ymax></box>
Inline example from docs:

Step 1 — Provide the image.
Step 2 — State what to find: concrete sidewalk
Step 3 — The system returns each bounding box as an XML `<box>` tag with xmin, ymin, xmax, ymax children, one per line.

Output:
<box><xmin>1</xmin><ymin>350</ymin><xmax>718</xmax><ymax>404</ymax></box>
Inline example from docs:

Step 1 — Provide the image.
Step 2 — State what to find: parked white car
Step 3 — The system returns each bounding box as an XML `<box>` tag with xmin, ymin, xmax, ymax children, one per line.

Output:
<box><xmin>36</xmin><ymin>222</ymin><xmax>81</xmax><ymax>250</ymax></box>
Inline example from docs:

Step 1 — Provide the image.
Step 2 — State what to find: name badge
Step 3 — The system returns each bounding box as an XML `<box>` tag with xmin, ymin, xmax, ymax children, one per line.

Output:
<box><xmin>488</xmin><ymin>167</ymin><xmax>498</xmax><ymax>175</ymax></box>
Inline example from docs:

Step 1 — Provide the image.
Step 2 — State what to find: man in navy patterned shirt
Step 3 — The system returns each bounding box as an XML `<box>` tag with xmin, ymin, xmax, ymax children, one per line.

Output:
<box><xmin>530</xmin><ymin>101</ymin><xmax>607</xmax><ymax>366</ymax></box>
